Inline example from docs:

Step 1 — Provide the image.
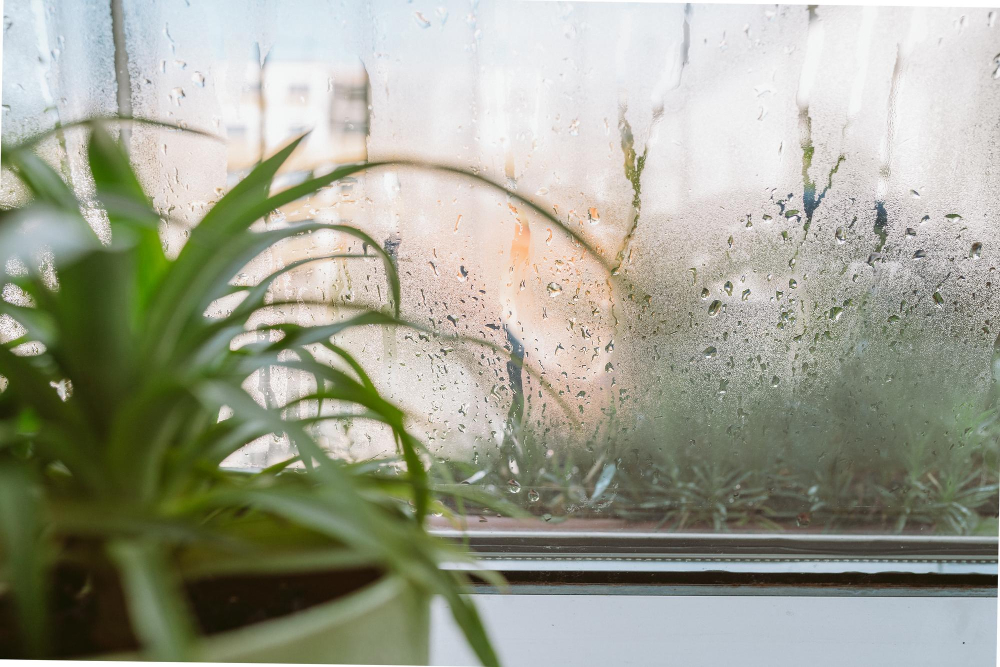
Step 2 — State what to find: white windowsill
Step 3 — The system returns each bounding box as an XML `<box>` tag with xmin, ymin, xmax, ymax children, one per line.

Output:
<box><xmin>430</xmin><ymin>594</ymin><xmax>998</xmax><ymax>666</ymax></box>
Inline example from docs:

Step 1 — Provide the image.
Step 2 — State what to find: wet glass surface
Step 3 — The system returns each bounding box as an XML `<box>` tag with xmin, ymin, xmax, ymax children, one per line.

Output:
<box><xmin>4</xmin><ymin>1</ymin><xmax>998</xmax><ymax>534</ymax></box>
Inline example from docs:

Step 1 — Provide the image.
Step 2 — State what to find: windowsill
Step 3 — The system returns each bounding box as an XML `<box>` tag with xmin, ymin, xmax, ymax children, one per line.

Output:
<box><xmin>431</xmin><ymin>522</ymin><xmax>998</xmax><ymax>665</ymax></box>
<box><xmin>429</xmin><ymin>593</ymin><xmax>998</xmax><ymax>666</ymax></box>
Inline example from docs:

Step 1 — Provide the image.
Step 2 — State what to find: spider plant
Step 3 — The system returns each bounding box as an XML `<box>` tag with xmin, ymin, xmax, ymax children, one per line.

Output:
<box><xmin>0</xmin><ymin>118</ymin><xmax>604</xmax><ymax>662</ymax></box>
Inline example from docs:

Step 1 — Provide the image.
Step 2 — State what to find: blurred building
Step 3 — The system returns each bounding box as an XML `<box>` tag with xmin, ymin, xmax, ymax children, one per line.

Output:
<box><xmin>225</xmin><ymin>60</ymin><xmax>370</xmax><ymax>177</ymax></box>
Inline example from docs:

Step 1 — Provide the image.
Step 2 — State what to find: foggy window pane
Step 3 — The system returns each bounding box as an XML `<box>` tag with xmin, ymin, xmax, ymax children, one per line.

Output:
<box><xmin>3</xmin><ymin>1</ymin><xmax>997</xmax><ymax>535</ymax></box>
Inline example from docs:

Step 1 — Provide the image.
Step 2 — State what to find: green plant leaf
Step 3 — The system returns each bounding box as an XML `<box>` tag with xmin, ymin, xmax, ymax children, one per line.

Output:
<box><xmin>231</xmin><ymin>354</ymin><xmax>431</xmax><ymax>522</ymax></box>
<box><xmin>240</xmin><ymin>160</ymin><xmax>610</xmax><ymax>274</ymax></box>
<box><xmin>0</xmin><ymin>345</ymin><xmax>96</xmax><ymax>461</ymax></box>
<box><xmin>149</xmin><ymin>134</ymin><xmax>309</xmax><ymax>341</ymax></box>
<box><xmin>430</xmin><ymin>575</ymin><xmax>500</xmax><ymax>667</ymax></box>
<box><xmin>51</xmin><ymin>501</ymin><xmax>244</xmax><ymax>549</ymax></box>
<box><xmin>108</xmin><ymin>539</ymin><xmax>197</xmax><ymax>661</ymax></box>
<box><xmin>0</xmin><ymin>204</ymin><xmax>100</xmax><ymax>270</ymax></box>
<box><xmin>1</xmin><ymin>149</ymin><xmax>79</xmax><ymax>211</ymax></box>
<box><xmin>47</xmin><ymin>247</ymin><xmax>140</xmax><ymax>446</ymax></box>
<box><xmin>87</xmin><ymin>124</ymin><xmax>168</xmax><ymax>312</ymax></box>
<box><xmin>0</xmin><ymin>463</ymin><xmax>49</xmax><ymax>657</ymax></box>
<box><xmin>5</xmin><ymin>116</ymin><xmax>221</xmax><ymax>153</ymax></box>
<box><xmin>0</xmin><ymin>300</ymin><xmax>56</xmax><ymax>347</ymax></box>
<box><xmin>155</xmin><ymin>222</ymin><xmax>396</xmax><ymax>369</ymax></box>
<box><xmin>250</xmin><ymin>308</ymin><xmax>577</xmax><ymax>422</ymax></box>
<box><xmin>224</xmin><ymin>253</ymin><xmax>374</xmax><ymax>323</ymax></box>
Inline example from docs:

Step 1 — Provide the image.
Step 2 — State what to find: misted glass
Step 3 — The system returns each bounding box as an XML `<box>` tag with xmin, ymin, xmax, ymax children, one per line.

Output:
<box><xmin>3</xmin><ymin>1</ymin><xmax>998</xmax><ymax>535</ymax></box>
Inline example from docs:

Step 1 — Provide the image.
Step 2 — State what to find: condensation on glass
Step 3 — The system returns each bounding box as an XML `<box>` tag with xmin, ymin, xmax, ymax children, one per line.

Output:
<box><xmin>1</xmin><ymin>0</ymin><xmax>117</xmax><ymax>203</ymax></box>
<box><xmin>3</xmin><ymin>1</ymin><xmax>998</xmax><ymax>534</ymax></box>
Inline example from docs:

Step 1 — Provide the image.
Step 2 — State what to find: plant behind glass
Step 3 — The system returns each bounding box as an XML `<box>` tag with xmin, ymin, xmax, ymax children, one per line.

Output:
<box><xmin>0</xmin><ymin>119</ymin><xmax>602</xmax><ymax>663</ymax></box>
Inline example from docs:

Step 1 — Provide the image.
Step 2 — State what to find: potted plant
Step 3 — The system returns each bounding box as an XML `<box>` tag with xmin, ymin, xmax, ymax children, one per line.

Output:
<box><xmin>0</xmin><ymin>118</ymin><xmax>598</xmax><ymax>663</ymax></box>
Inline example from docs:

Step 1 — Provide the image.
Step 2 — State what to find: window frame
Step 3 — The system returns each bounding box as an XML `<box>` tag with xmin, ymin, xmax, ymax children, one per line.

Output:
<box><xmin>437</xmin><ymin>529</ymin><xmax>998</xmax><ymax>595</ymax></box>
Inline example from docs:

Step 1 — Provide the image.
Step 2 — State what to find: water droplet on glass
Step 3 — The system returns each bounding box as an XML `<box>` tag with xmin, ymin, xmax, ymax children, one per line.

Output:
<box><xmin>905</xmin><ymin>227</ymin><xmax>917</xmax><ymax>237</ymax></box>
<box><xmin>457</xmin><ymin>265</ymin><xmax>469</xmax><ymax>282</ymax></box>
<box><xmin>910</xmin><ymin>189</ymin><xmax>920</xmax><ymax>198</ymax></box>
<box><xmin>507</xmin><ymin>479</ymin><xmax>521</xmax><ymax>494</ymax></box>
<box><xmin>724</xmin><ymin>281</ymin><xmax>733</xmax><ymax>296</ymax></box>
<box><xmin>588</xmin><ymin>207</ymin><xmax>601</xmax><ymax>225</ymax></box>
<box><xmin>912</xmin><ymin>249</ymin><xmax>926</xmax><ymax>260</ymax></box>
<box><xmin>701</xmin><ymin>288</ymin><xmax>710</xmax><ymax>299</ymax></box>
<box><xmin>970</xmin><ymin>242</ymin><xmax>982</xmax><ymax>259</ymax></box>
<box><xmin>527</xmin><ymin>489</ymin><xmax>540</xmax><ymax>502</ymax></box>
<box><xmin>788</xmin><ymin>278</ymin><xmax>798</xmax><ymax>289</ymax></box>
<box><xmin>828</xmin><ymin>306</ymin><xmax>844</xmax><ymax>321</ymax></box>
<box><xmin>741</xmin><ymin>289</ymin><xmax>751</xmax><ymax>301</ymax></box>
<box><xmin>191</xmin><ymin>71</ymin><xmax>205</xmax><ymax>87</ymax></box>
<box><xmin>414</xmin><ymin>11</ymin><xmax>431</xmax><ymax>28</ymax></box>
<box><xmin>945</xmin><ymin>213</ymin><xmax>963</xmax><ymax>220</ymax></box>
<box><xmin>770</xmin><ymin>375</ymin><xmax>780</xmax><ymax>387</ymax></box>
<box><xmin>569</xmin><ymin>118</ymin><xmax>580</xmax><ymax>136</ymax></box>
<box><xmin>708</xmin><ymin>300</ymin><xmax>722</xmax><ymax>317</ymax></box>
<box><xmin>547</xmin><ymin>282</ymin><xmax>563</xmax><ymax>297</ymax></box>
<box><xmin>169</xmin><ymin>87</ymin><xmax>186</xmax><ymax>106</ymax></box>
<box><xmin>835</xmin><ymin>227</ymin><xmax>846</xmax><ymax>243</ymax></box>
<box><xmin>703</xmin><ymin>346</ymin><xmax>717</xmax><ymax>359</ymax></box>
<box><xmin>932</xmin><ymin>291</ymin><xmax>945</xmax><ymax>306</ymax></box>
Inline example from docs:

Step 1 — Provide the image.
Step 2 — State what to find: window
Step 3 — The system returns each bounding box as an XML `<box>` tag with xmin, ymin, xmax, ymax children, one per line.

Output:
<box><xmin>3</xmin><ymin>1</ymin><xmax>998</xmax><ymax>542</ymax></box>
